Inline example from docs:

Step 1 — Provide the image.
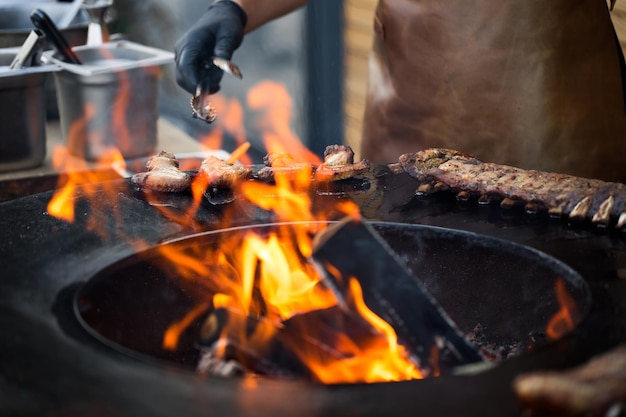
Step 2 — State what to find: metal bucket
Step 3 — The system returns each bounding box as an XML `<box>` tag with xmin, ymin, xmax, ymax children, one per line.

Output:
<box><xmin>0</xmin><ymin>2</ymin><xmax>89</xmax><ymax>120</ymax></box>
<box><xmin>50</xmin><ymin>41</ymin><xmax>173</xmax><ymax>161</ymax></box>
<box><xmin>0</xmin><ymin>48</ymin><xmax>57</xmax><ymax>172</ymax></box>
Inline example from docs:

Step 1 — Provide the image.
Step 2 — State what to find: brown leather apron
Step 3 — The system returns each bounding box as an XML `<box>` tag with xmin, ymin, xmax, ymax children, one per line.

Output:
<box><xmin>361</xmin><ymin>0</ymin><xmax>626</xmax><ymax>182</ymax></box>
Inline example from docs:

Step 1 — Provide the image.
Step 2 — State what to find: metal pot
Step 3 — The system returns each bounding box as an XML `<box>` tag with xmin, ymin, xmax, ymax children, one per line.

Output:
<box><xmin>0</xmin><ymin>2</ymin><xmax>89</xmax><ymax>120</ymax></box>
<box><xmin>0</xmin><ymin>48</ymin><xmax>57</xmax><ymax>172</ymax></box>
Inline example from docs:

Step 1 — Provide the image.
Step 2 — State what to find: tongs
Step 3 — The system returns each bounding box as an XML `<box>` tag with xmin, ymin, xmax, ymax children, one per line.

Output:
<box><xmin>190</xmin><ymin>57</ymin><xmax>242</xmax><ymax>124</ymax></box>
<box><xmin>9</xmin><ymin>29</ymin><xmax>45</xmax><ymax>70</ymax></box>
<box><xmin>30</xmin><ymin>8</ymin><xmax>82</xmax><ymax>65</ymax></box>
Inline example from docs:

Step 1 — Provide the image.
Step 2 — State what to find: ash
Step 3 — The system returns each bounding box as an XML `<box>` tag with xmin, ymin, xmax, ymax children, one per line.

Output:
<box><xmin>465</xmin><ymin>323</ymin><xmax>547</xmax><ymax>361</ymax></box>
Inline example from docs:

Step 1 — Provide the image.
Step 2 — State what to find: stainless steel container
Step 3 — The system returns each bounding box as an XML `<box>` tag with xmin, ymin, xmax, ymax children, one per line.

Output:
<box><xmin>0</xmin><ymin>2</ymin><xmax>89</xmax><ymax>48</ymax></box>
<box><xmin>0</xmin><ymin>48</ymin><xmax>57</xmax><ymax>172</ymax></box>
<box><xmin>49</xmin><ymin>41</ymin><xmax>173</xmax><ymax>161</ymax></box>
<box><xmin>0</xmin><ymin>2</ymin><xmax>89</xmax><ymax>120</ymax></box>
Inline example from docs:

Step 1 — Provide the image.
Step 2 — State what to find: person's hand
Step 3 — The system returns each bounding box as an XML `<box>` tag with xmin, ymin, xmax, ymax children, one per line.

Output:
<box><xmin>174</xmin><ymin>0</ymin><xmax>247</xmax><ymax>95</ymax></box>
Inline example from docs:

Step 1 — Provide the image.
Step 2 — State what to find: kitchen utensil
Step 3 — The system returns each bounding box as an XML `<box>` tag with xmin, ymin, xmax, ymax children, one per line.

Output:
<box><xmin>30</xmin><ymin>8</ymin><xmax>81</xmax><ymax>64</ymax></box>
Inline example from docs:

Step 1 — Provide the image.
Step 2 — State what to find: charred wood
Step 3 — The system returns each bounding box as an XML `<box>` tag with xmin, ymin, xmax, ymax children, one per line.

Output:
<box><xmin>311</xmin><ymin>218</ymin><xmax>484</xmax><ymax>376</ymax></box>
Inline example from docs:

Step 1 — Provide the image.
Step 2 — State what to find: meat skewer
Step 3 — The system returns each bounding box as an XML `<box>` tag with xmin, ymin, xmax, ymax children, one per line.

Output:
<box><xmin>399</xmin><ymin>148</ymin><xmax>626</xmax><ymax>228</ymax></box>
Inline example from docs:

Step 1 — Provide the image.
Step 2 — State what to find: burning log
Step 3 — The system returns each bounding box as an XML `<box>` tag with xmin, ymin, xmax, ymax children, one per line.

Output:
<box><xmin>130</xmin><ymin>151</ymin><xmax>191</xmax><ymax>192</ymax></box>
<box><xmin>311</xmin><ymin>218</ymin><xmax>485</xmax><ymax>376</ymax></box>
<box><xmin>513</xmin><ymin>344</ymin><xmax>626</xmax><ymax>416</ymax></box>
<box><xmin>399</xmin><ymin>148</ymin><xmax>626</xmax><ymax>228</ymax></box>
<box><xmin>196</xmin><ymin>304</ymin><xmax>427</xmax><ymax>382</ymax></box>
<box><xmin>196</xmin><ymin>307</ymin><xmax>309</xmax><ymax>379</ymax></box>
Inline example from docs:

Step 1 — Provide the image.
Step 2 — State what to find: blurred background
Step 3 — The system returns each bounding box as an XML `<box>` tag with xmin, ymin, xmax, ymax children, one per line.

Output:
<box><xmin>0</xmin><ymin>0</ymin><xmax>376</xmax><ymax>164</ymax></box>
<box><xmin>3</xmin><ymin>0</ymin><xmax>625</xmax><ymax>165</ymax></box>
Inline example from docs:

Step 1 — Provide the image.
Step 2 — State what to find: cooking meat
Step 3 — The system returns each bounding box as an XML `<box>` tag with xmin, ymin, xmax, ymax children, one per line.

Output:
<box><xmin>257</xmin><ymin>152</ymin><xmax>312</xmax><ymax>182</ymax></box>
<box><xmin>199</xmin><ymin>155</ymin><xmax>253</xmax><ymax>188</ymax></box>
<box><xmin>315</xmin><ymin>145</ymin><xmax>370</xmax><ymax>181</ymax></box>
<box><xmin>131</xmin><ymin>151</ymin><xmax>191</xmax><ymax>192</ymax></box>
<box><xmin>513</xmin><ymin>344</ymin><xmax>626</xmax><ymax>416</ymax></box>
<box><xmin>399</xmin><ymin>148</ymin><xmax>626</xmax><ymax>228</ymax></box>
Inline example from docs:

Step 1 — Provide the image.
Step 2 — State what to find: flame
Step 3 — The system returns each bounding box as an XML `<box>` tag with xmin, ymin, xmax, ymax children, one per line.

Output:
<box><xmin>546</xmin><ymin>277</ymin><xmax>579</xmax><ymax>340</ymax></box>
<box><xmin>163</xmin><ymin>301</ymin><xmax>212</xmax><ymax>351</ymax></box>
<box><xmin>46</xmin><ymin>56</ymin><xmax>142</xmax><ymax>229</ymax></box>
<box><xmin>298</xmin><ymin>278</ymin><xmax>423</xmax><ymax>383</ymax></box>
<box><xmin>161</xmin><ymin>82</ymin><xmax>416</xmax><ymax>383</ymax></box>
<box><xmin>199</xmin><ymin>95</ymin><xmax>252</xmax><ymax>165</ymax></box>
<box><xmin>46</xmin><ymin>73</ymin><xmax>422</xmax><ymax>383</ymax></box>
<box><xmin>248</xmin><ymin>81</ymin><xmax>319</xmax><ymax>164</ymax></box>
<box><xmin>47</xmin><ymin>143</ymin><xmax>125</xmax><ymax>234</ymax></box>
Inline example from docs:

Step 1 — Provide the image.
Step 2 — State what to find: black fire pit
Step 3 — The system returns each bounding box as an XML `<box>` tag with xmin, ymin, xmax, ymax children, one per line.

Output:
<box><xmin>75</xmin><ymin>222</ymin><xmax>590</xmax><ymax>374</ymax></box>
<box><xmin>1</xmin><ymin>164</ymin><xmax>625</xmax><ymax>417</ymax></box>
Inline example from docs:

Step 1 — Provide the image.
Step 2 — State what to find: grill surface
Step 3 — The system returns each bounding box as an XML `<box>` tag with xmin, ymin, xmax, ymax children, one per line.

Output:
<box><xmin>1</xmin><ymin>165</ymin><xmax>625</xmax><ymax>417</ymax></box>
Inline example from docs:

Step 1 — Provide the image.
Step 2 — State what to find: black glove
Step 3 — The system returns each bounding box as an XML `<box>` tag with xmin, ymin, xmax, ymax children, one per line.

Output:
<box><xmin>174</xmin><ymin>1</ymin><xmax>247</xmax><ymax>95</ymax></box>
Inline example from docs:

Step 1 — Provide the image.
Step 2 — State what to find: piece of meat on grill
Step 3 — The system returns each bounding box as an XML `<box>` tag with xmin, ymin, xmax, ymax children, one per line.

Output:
<box><xmin>315</xmin><ymin>145</ymin><xmax>370</xmax><ymax>181</ymax></box>
<box><xmin>256</xmin><ymin>152</ymin><xmax>312</xmax><ymax>182</ymax></box>
<box><xmin>513</xmin><ymin>344</ymin><xmax>626</xmax><ymax>417</ymax></box>
<box><xmin>399</xmin><ymin>148</ymin><xmax>626</xmax><ymax>228</ymax></box>
<box><xmin>131</xmin><ymin>151</ymin><xmax>191</xmax><ymax>192</ymax></box>
<box><xmin>199</xmin><ymin>155</ymin><xmax>253</xmax><ymax>188</ymax></box>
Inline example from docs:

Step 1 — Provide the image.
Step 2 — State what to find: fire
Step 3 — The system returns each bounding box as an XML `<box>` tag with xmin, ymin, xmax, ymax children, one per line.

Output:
<box><xmin>198</xmin><ymin>95</ymin><xmax>252</xmax><ymax>166</ymax></box>
<box><xmin>298</xmin><ymin>278</ymin><xmax>423</xmax><ymax>383</ymax></box>
<box><xmin>47</xmin><ymin>143</ymin><xmax>125</xmax><ymax>233</ymax></box>
<box><xmin>47</xmin><ymin>75</ymin><xmax>422</xmax><ymax>384</ymax></box>
<box><xmin>162</xmin><ymin>130</ymin><xmax>419</xmax><ymax>383</ymax></box>
<box><xmin>249</xmin><ymin>81</ymin><xmax>319</xmax><ymax>164</ymax></box>
<box><xmin>546</xmin><ymin>277</ymin><xmax>579</xmax><ymax>340</ymax></box>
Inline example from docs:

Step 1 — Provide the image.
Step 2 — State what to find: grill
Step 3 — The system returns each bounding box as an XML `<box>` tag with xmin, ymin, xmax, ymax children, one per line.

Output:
<box><xmin>1</xmin><ymin>165</ymin><xmax>625</xmax><ymax>416</ymax></box>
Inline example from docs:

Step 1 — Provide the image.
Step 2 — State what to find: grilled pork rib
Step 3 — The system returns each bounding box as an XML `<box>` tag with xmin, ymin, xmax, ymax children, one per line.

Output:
<box><xmin>399</xmin><ymin>148</ymin><xmax>626</xmax><ymax>228</ymax></box>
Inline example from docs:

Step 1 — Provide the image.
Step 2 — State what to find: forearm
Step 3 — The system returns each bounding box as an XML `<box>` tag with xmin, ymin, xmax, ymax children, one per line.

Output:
<box><xmin>226</xmin><ymin>0</ymin><xmax>310</xmax><ymax>32</ymax></box>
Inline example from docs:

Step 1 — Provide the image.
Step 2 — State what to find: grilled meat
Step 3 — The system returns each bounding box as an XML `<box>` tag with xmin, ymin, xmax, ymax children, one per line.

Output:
<box><xmin>399</xmin><ymin>148</ymin><xmax>626</xmax><ymax>228</ymax></box>
<box><xmin>315</xmin><ymin>145</ymin><xmax>370</xmax><ymax>181</ymax></box>
<box><xmin>131</xmin><ymin>151</ymin><xmax>191</xmax><ymax>192</ymax></box>
<box><xmin>257</xmin><ymin>152</ymin><xmax>311</xmax><ymax>182</ymax></box>
<box><xmin>199</xmin><ymin>155</ymin><xmax>253</xmax><ymax>188</ymax></box>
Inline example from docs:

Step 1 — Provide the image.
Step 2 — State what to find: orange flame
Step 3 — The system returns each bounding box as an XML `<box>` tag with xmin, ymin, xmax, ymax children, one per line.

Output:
<box><xmin>163</xmin><ymin>301</ymin><xmax>212</xmax><ymax>351</ymax></box>
<box><xmin>546</xmin><ymin>277</ymin><xmax>578</xmax><ymax>340</ymax></box>
<box><xmin>161</xmin><ymin>82</ymin><xmax>417</xmax><ymax>383</ymax></box>
<box><xmin>299</xmin><ymin>278</ymin><xmax>423</xmax><ymax>383</ymax></box>
<box><xmin>248</xmin><ymin>81</ymin><xmax>320</xmax><ymax>164</ymax></box>
<box><xmin>47</xmin><ymin>143</ymin><xmax>125</xmax><ymax>233</ymax></box>
<box><xmin>199</xmin><ymin>95</ymin><xmax>252</xmax><ymax>165</ymax></box>
<box><xmin>46</xmin><ymin>58</ymin><xmax>140</xmax><ymax>229</ymax></box>
<box><xmin>46</xmin><ymin>73</ymin><xmax>420</xmax><ymax>383</ymax></box>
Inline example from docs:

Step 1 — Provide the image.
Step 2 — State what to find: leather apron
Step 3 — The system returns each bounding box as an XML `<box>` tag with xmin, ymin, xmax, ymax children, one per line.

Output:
<box><xmin>361</xmin><ymin>0</ymin><xmax>626</xmax><ymax>182</ymax></box>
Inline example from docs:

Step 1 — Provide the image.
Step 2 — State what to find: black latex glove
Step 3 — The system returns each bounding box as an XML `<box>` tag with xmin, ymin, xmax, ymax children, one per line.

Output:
<box><xmin>174</xmin><ymin>1</ymin><xmax>247</xmax><ymax>95</ymax></box>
